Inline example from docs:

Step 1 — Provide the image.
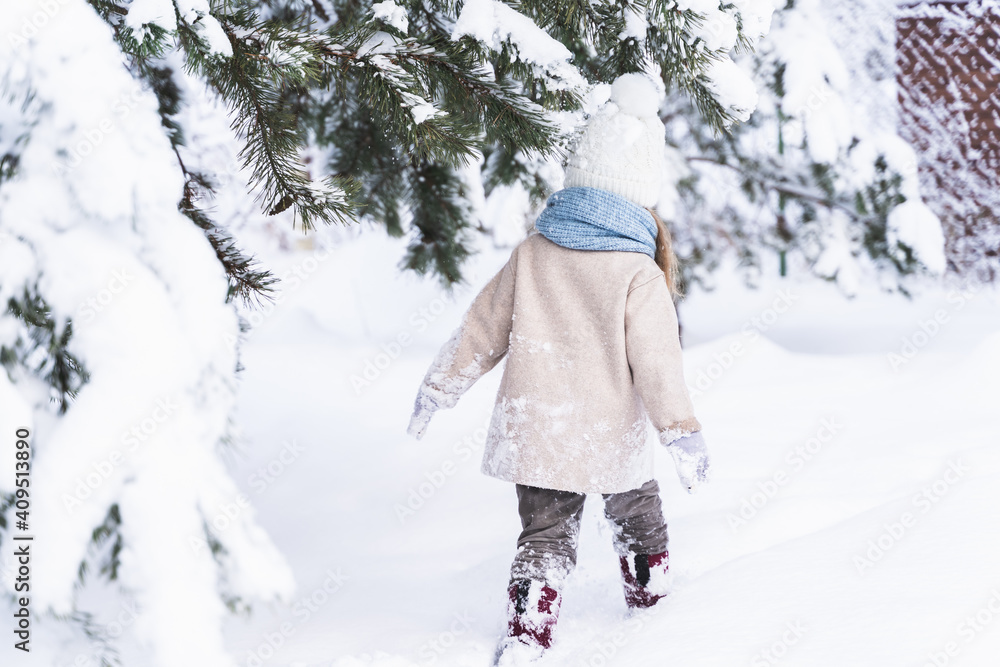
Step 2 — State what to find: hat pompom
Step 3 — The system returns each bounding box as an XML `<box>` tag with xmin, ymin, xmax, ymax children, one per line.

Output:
<box><xmin>609</xmin><ymin>73</ymin><xmax>661</xmax><ymax>119</ymax></box>
<box><xmin>563</xmin><ymin>72</ymin><xmax>666</xmax><ymax>208</ymax></box>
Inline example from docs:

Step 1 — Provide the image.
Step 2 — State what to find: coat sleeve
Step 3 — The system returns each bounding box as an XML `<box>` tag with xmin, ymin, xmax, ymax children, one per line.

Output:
<box><xmin>624</xmin><ymin>272</ymin><xmax>702</xmax><ymax>445</ymax></box>
<box><xmin>414</xmin><ymin>252</ymin><xmax>517</xmax><ymax>411</ymax></box>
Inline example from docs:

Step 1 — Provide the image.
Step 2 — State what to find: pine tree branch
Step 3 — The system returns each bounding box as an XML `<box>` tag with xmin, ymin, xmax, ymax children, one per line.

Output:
<box><xmin>685</xmin><ymin>155</ymin><xmax>875</xmax><ymax>223</ymax></box>
<box><xmin>313</xmin><ymin>28</ymin><xmax>563</xmax><ymax>159</ymax></box>
<box><xmin>180</xmin><ymin>178</ymin><xmax>278</xmax><ymax>305</ymax></box>
<box><xmin>3</xmin><ymin>287</ymin><xmax>89</xmax><ymax>414</ymax></box>
<box><xmin>176</xmin><ymin>14</ymin><xmax>358</xmax><ymax>230</ymax></box>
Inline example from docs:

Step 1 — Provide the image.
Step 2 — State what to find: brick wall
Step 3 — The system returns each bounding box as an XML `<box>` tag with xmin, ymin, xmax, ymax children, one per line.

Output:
<box><xmin>897</xmin><ymin>0</ymin><xmax>1000</xmax><ymax>280</ymax></box>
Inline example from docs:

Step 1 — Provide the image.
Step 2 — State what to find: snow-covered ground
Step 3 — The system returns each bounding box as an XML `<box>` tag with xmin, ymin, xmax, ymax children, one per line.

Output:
<box><xmin>220</xmin><ymin>228</ymin><xmax>1000</xmax><ymax>667</ymax></box>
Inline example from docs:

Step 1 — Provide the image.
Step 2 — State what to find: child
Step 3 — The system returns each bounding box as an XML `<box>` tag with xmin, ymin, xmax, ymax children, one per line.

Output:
<box><xmin>406</xmin><ymin>73</ymin><xmax>710</xmax><ymax>663</ymax></box>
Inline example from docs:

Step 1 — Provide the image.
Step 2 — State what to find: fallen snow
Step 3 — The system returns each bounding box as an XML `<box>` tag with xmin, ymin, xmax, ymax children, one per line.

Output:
<box><xmin>0</xmin><ymin>1</ymin><xmax>994</xmax><ymax>665</ymax></box>
<box><xmin>0</xmin><ymin>2</ymin><xmax>292</xmax><ymax>665</ymax></box>
<box><xmin>126</xmin><ymin>0</ymin><xmax>233</xmax><ymax>57</ymax></box>
<box><xmin>619</xmin><ymin>6</ymin><xmax>648</xmax><ymax>43</ymax></box>
<box><xmin>403</xmin><ymin>96</ymin><xmax>444</xmax><ymax>125</ymax></box>
<box><xmin>202</xmin><ymin>228</ymin><xmax>999</xmax><ymax>667</ymax></box>
<box><xmin>125</xmin><ymin>0</ymin><xmax>178</xmax><ymax>37</ymax></box>
<box><xmin>763</xmin><ymin>1</ymin><xmax>853</xmax><ymax>163</ymax></box>
<box><xmin>372</xmin><ymin>1</ymin><xmax>409</xmax><ymax>34</ymax></box>
<box><xmin>679</xmin><ymin>0</ymin><xmax>776</xmax><ymax>124</ymax></box>
<box><xmin>451</xmin><ymin>0</ymin><xmax>587</xmax><ymax>93</ymax></box>
<box><xmin>704</xmin><ymin>57</ymin><xmax>759</xmax><ymax>123</ymax></box>
<box><xmin>888</xmin><ymin>200</ymin><xmax>947</xmax><ymax>275</ymax></box>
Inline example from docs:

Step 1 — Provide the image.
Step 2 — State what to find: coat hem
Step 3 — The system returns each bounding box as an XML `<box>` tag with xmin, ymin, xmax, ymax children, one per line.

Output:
<box><xmin>480</xmin><ymin>460</ymin><xmax>656</xmax><ymax>495</ymax></box>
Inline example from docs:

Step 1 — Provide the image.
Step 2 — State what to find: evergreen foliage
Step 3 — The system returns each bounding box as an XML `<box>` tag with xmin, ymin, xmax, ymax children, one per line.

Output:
<box><xmin>0</xmin><ymin>2</ymin><xmax>966</xmax><ymax>663</ymax></box>
<box><xmin>65</xmin><ymin>0</ymin><xmax>959</xmax><ymax>293</ymax></box>
<box><xmin>2</xmin><ymin>287</ymin><xmax>89</xmax><ymax>414</ymax></box>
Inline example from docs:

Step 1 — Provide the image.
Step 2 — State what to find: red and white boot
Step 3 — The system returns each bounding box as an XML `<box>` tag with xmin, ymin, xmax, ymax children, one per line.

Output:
<box><xmin>493</xmin><ymin>579</ymin><xmax>562</xmax><ymax>665</ymax></box>
<box><xmin>619</xmin><ymin>550</ymin><xmax>671</xmax><ymax>608</ymax></box>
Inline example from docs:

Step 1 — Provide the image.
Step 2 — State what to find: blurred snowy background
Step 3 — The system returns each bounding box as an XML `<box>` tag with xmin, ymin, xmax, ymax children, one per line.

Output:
<box><xmin>2</xmin><ymin>0</ymin><xmax>999</xmax><ymax>666</ymax></box>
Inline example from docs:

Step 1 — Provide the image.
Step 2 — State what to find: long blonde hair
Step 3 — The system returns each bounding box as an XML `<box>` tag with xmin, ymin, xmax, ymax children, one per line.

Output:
<box><xmin>649</xmin><ymin>209</ymin><xmax>682</xmax><ymax>298</ymax></box>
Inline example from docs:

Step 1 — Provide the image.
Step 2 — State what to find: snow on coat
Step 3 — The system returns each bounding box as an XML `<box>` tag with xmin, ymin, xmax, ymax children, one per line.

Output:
<box><xmin>413</xmin><ymin>232</ymin><xmax>701</xmax><ymax>493</ymax></box>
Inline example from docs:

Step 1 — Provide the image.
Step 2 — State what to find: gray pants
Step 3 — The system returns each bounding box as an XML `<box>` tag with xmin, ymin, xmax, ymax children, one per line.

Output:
<box><xmin>510</xmin><ymin>479</ymin><xmax>668</xmax><ymax>587</ymax></box>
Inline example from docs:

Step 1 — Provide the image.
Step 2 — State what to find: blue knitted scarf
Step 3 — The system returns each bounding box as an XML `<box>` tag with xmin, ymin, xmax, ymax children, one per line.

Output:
<box><xmin>534</xmin><ymin>187</ymin><xmax>657</xmax><ymax>258</ymax></box>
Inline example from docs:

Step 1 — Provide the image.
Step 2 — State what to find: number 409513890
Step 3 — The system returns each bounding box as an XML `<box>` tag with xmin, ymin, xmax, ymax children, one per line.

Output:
<box><xmin>14</xmin><ymin>427</ymin><xmax>30</xmax><ymax>530</ymax></box>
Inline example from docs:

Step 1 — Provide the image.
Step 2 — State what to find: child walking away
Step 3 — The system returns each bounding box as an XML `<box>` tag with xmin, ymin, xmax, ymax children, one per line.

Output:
<box><xmin>406</xmin><ymin>73</ymin><xmax>710</xmax><ymax>664</ymax></box>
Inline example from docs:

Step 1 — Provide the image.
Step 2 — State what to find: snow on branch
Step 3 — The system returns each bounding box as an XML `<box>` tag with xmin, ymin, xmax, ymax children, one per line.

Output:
<box><xmin>316</xmin><ymin>25</ymin><xmax>562</xmax><ymax>158</ymax></box>
<box><xmin>452</xmin><ymin>0</ymin><xmax>588</xmax><ymax>94</ymax></box>
<box><xmin>126</xmin><ymin>0</ymin><xmax>233</xmax><ymax>56</ymax></box>
<box><xmin>676</xmin><ymin>0</ymin><xmax>776</xmax><ymax>125</ymax></box>
<box><xmin>372</xmin><ymin>0</ymin><xmax>409</xmax><ymax>34</ymax></box>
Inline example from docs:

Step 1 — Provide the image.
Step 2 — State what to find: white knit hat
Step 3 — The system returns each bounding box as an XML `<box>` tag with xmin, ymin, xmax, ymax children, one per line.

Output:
<box><xmin>564</xmin><ymin>73</ymin><xmax>666</xmax><ymax>208</ymax></box>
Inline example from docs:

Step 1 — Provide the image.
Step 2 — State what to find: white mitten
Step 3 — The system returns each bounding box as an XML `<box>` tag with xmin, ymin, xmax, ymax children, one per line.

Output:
<box><xmin>406</xmin><ymin>391</ymin><xmax>439</xmax><ymax>440</ymax></box>
<box><xmin>665</xmin><ymin>431</ymin><xmax>711</xmax><ymax>493</ymax></box>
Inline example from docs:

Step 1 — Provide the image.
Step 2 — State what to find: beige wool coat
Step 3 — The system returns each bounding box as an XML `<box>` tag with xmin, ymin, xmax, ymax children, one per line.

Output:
<box><xmin>414</xmin><ymin>232</ymin><xmax>701</xmax><ymax>494</ymax></box>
